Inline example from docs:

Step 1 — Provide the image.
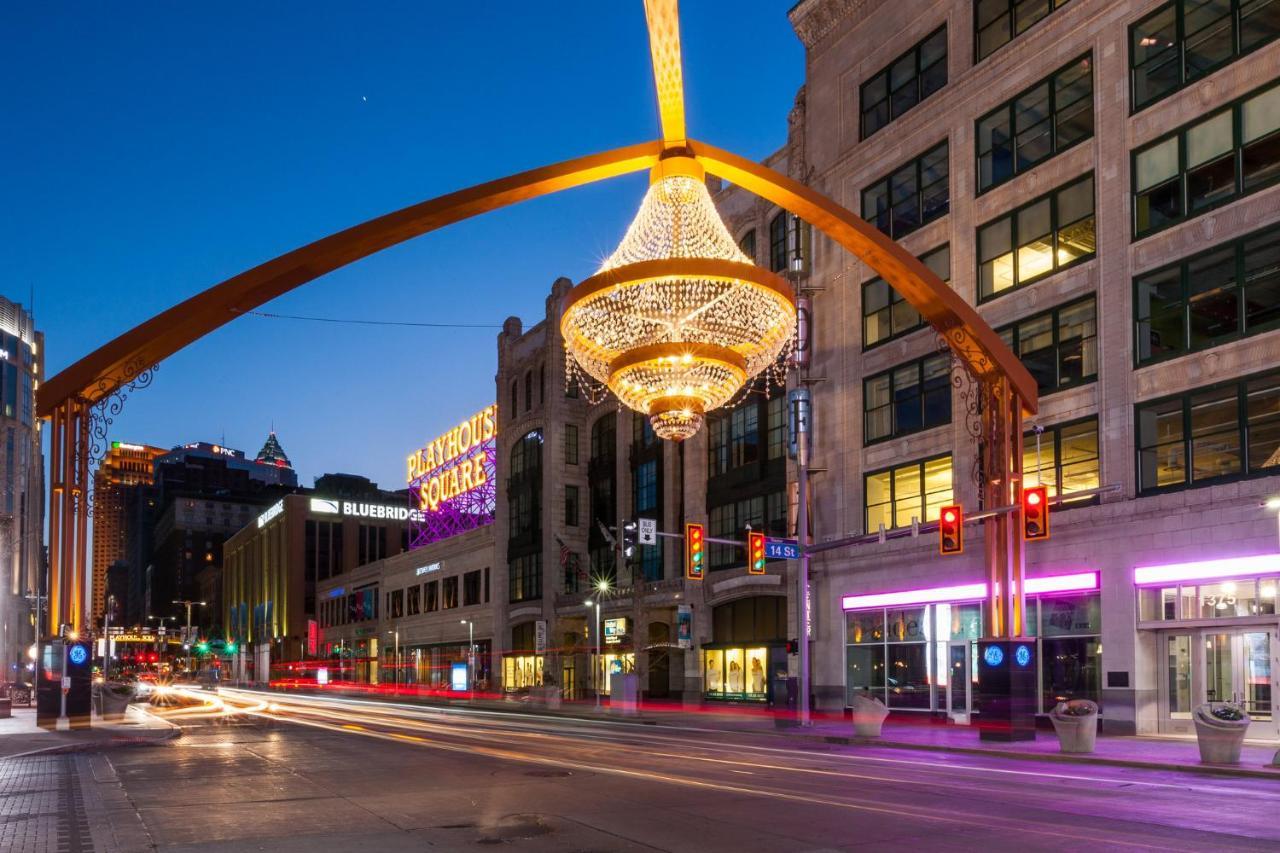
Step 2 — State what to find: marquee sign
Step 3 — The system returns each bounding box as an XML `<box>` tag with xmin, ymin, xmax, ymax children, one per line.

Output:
<box><xmin>405</xmin><ymin>404</ymin><xmax>497</xmax><ymax>547</ymax></box>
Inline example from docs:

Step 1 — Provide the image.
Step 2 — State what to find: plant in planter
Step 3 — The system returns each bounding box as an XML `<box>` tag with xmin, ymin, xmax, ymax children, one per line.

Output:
<box><xmin>1049</xmin><ymin>699</ymin><xmax>1099</xmax><ymax>753</ymax></box>
<box><xmin>1193</xmin><ymin>702</ymin><xmax>1250</xmax><ymax>764</ymax></box>
<box><xmin>850</xmin><ymin>690</ymin><xmax>889</xmax><ymax>737</ymax></box>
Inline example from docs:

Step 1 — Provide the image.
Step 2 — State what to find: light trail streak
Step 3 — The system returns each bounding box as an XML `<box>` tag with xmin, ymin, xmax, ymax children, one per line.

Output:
<box><xmin>206</xmin><ymin>689</ymin><xmax>1200</xmax><ymax>849</ymax></box>
<box><xmin>214</xmin><ymin>688</ymin><xmax>1266</xmax><ymax>799</ymax></box>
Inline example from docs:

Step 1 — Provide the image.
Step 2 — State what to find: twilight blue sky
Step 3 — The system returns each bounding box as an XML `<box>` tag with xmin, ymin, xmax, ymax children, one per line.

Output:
<box><xmin>2</xmin><ymin>2</ymin><xmax>803</xmax><ymax>490</ymax></box>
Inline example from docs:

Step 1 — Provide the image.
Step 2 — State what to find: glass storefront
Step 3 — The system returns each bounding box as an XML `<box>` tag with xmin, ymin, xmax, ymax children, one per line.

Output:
<box><xmin>599</xmin><ymin>652</ymin><xmax>635</xmax><ymax>695</ymax></box>
<box><xmin>504</xmin><ymin>654</ymin><xmax>544</xmax><ymax>691</ymax></box>
<box><xmin>845</xmin><ymin>593</ymin><xmax>1100</xmax><ymax>714</ymax></box>
<box><xmin>703</xmin><ymin>646</ymin><xmax>770</xmax><ymax>700</ymax></box>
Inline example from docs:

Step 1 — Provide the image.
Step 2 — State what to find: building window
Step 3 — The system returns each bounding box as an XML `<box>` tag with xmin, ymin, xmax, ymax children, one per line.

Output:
<box><xmin>524</xmin><ymin>371</ymin><xmax>532</xmax><ymax>413</ymax></box>
<box><xmin>767</xmin><ymin>396</ymin><xmax>787</xmax><ymax>460</ymax></box>
<box><xmin>509</xmin><ymin>552</ymin><xmax>542</xmax><ymax>603</ymax></box>
<box><xmin>564</xmin><ymin>424</ymin><xmax>579</xmax><ymax>465</ymax></box>
<box><xmin>590</xmin><ymin>414</ymin><xmax>616</xmax><ymax>462</ymax></box>
<box><xmin>707</xmin><ymin>492</ymin><xmax>787</xmax><ymax>571</ymax></box>
<box><xmin>976</xmin><ymin>0</ymin><xmax>1074</xmax><ymax>62</ymax></box>
<box><xmin>997</xmin><ymin>296</ymin><xmax>1097</xmax><ymax>394</ymax></box>
<box><xmin>768</xmin><ymin>212</ymin><xmax>788</xmax><ymax>272</ymax></box>
<box><xmin>407</xmin><ymin>585</ymin><xmax>421</xmax><ymax>616</ymax></box>
<box><xmin>864</xmin><ymin>354</ymin><xmax>951</xmax><ymax>444</ymax></box>
<box><xmin>739</xmin><ymin>229</ymin><xmax>756</xmax><ymax>261</ymax></box>
<box><xmin>978</xmin><ymin>173</ymin><xmax>1095</xmax><ymax>300</ymax></box>
<box><xmin>860</xmin><ymin>25</ymin><xmax>948</xmax><ymax>139</ymax></box>
<box><xmin>425</xmin><ymin>580</ymin><xmax>439</xmax><ymax>612</ymax></box>
<box><xmin>977</xmin><ymin>54</ymin><xmax>1093</xmax><ymax>193</ymax></box>
<box><xmin>1130</xmin><ymin>0</ymin><xmax>1280</xmax><ymax>112</ymax></box>
<box><xmin>565</xmin><ymin>484</ymin><xmax>579</xmax><ymax>527</ymax></box>
<box><xmin>389</xmin><ymin>589</ymin><xmax>404</xmax><ymax>619</ymax></box>
<box><xmin>1134</xmin><ymin>82</ymin><xmax>1280</xmax><ymax>238</ymax></box>
<box><xmin>863</xmin><ymin>245</ymin><xmax>950</xmax><ymax>348</ymax></box>
<box><xmin>1137</xmin><ymin>368</ymin><xmax>1280</xmax><ymax>493</ymax></box>
<box><xmin>1136</xmin><ymin>221</ymin><xmax>1280</xmax><ymax>364</ymax></box>
<box><xmin>510</xmin><ymin>380</ymin><xmax>517</xmax><ymax>414</ymax></box>
<box><xmin>539</xmin><ymin>364</ymin><xmax>545</xmax><ymax>405</ymax></box>
<box><xmin>357</xmin><ymin>524</ymin><xmax>387</xmax><ymax>567</ymax></box>
<box><xmin>861</xmin><ymin>141</ymin><xmax>949</xmax><ymax>240</ymax></box>
<box><xmin>635</xmin><ymin>460</ymin><xmax>658</xmax><ymax>513</ymax></box>
<box><xmin>463</xmin><ymin>570</ymin><xmax>482</xmax><ymax>607</ymax></box>
<box><xmin>730</xmin><ymin>405</ymin><xmax>760</xmax><ymax>468</ymax></box>
<box><xmin>1024</xmin><ymin>417</ymin><xmax>1100</xmax><ymax>505</ymax></box>
<box><xmin>865</xmin><ymin>455</ymin><xmax>953</xmax><ymax>532</ymax></box>
<box><xmin>442</xmin><ymin>576</ymin><xmax>459</xmax><ymax>609</ymax></box>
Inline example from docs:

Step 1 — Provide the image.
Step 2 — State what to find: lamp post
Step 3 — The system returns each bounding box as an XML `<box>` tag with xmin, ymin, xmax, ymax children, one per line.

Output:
<box><xmin>102</xmin><ymin>594</ymin><xmax>116</xmax><ymax>676</ymax></box>
<box><xmin>172</xmin><ymin>599</ymin><xmax>205</xmax><ymax>677</ymax></box>
<box><xmin>460</xmin><ymin>619</ymin><xmax>474</xmax><ymax>690</ymax></box>
<box><xmin>586</xmin><ymin>578</ymin><xmax>610</xmax><ymax>708</ymax></box>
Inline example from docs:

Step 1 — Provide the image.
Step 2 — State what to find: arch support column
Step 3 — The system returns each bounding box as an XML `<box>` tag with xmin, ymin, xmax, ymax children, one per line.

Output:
<box><xmin>47</xmin><ymin>397</ymin><xmax>89</xmax><ymax>637</ymax></box>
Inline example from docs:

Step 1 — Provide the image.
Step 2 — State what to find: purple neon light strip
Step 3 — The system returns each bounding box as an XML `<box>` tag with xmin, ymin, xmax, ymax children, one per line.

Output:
<box><xmin>840</xmin><ymin>571</ymin><xmax>1099</xmax><ymax>611</ymax></box>
<box><xmin>1134</xmin><ymin>553</ymin><xmax>1280</xmax><ymax>586</ymax></box>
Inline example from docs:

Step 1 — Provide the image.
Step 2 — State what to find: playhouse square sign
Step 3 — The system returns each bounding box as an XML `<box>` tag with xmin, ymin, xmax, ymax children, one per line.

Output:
<box><xmin>406</xmin><ymin>404</ymin><xmax>497</xmax><ymax>511</ymax></box>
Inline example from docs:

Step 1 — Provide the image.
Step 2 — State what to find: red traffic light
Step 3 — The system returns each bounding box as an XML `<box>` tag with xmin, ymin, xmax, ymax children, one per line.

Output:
<box><xmin>685</xmin><ymin>522</ymin><xmax>705</xmax><ymax>580</ymax></box>
<box><xmin>747</xmin><ymin>531</ymin><xmax>766</xmax><ymax>574</ymax></box>
<box><xmin>1022</xmin><ymin>485</ymin><xmax>1050</xmax><ymax>541</ymax></box>
<box><xmin>939</xmin><ymin>504</ymin><xmax>963</xmax><ymax>555</ymax></box>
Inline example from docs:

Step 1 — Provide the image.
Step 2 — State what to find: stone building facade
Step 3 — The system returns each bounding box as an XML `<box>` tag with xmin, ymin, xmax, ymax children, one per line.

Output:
<box><xmin>715</xmin><ymin>0</ymin><xmax>1280</xmax><ymax>734</ymax></box>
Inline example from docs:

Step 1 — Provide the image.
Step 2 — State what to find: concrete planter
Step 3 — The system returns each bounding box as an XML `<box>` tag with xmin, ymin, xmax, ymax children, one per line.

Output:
<box><xmin>1049</xmin><ymin>699</ymin><xmax>1098</xmax><ymax>753</ymax></box>
<box><xmin>1193</xmin><ymin>703</ymin><xmax>1250</xmax><ymax>764</ymax></box>
<box><xmin>850</xmin><ymin>692</ymin><xmax>888</xmax><ymax>737</ymax></box>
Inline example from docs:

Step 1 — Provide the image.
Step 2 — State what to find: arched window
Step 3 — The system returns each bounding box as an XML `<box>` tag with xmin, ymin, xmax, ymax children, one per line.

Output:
<box><xmin>539</xmin><ymin>364</ymin><xmax>546</xmax><ymax>405</ymax></box>
<box><xmin>739</xmin><ymin>228</ymin><xmax>757</xmax><ymax>261</ymax></box>
<box><xmin>768</xmin><ymin>212</ymin><xmax>788</xmax><ymax>272</ymax></box>
<box><xmin>510</xmin><ymin>380</ymin><xmax>517</xmax><ymax>415</ymax></box>
<box><xmin>524</xmin><ymin>371</ymin><xmax>533</xmax><ymax>413</ymax></box>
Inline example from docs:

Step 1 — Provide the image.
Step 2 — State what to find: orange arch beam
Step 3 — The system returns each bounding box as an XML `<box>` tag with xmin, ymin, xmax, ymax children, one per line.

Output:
<box><xmin>39</xmin><ymin>138</ymin><xmax>1036</xmax><ymax>418</ymax></box>
<box><xmin>691</xmin><ymin>140</ymin><xmax>1038</xmax><ymax>413</ymax></box>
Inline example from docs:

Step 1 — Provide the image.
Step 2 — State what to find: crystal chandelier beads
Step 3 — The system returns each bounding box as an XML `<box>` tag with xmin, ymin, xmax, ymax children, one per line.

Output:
<box><xmin>561</xmin><ymin>154</ymin><xmax>796</xmax><ymax>441</ymax></box>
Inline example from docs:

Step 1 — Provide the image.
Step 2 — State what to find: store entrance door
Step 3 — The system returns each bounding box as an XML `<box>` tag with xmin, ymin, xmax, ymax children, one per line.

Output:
<box><xmin>1158</xmin><ymin>629</ymin><xmax>1277</xmax><ymax>738</ymax></box>
<box><xmin>946</xmin><ymin>641</ymin><xmax>972</xmax><ymax>724</ymax></box>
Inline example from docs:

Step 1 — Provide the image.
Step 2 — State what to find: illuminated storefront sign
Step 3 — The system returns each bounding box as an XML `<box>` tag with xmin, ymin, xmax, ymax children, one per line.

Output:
<box><xmin>257</xmin><ymin>500</ymin><xmax>284</xmax><ymax>528</ymax></box>
<box><xmin>309</xmin><ymin>498</ymin><xmax>424</xmax><ymax>522</ymax></box>
<box><xmin>603</xmin><ymin>618</ymin><xmax>628</xmax><ymax>645</ymax></box>
<box><xmin>416</xmin><ymin>562</ymin><xmax>442</xmax><ymax>576</ymax></box>
<box><xmin>111</xmin><ymin>441</ymin><xmax>146</xmax><ymax>452</ymax></box>
<box><xmin>405</xmin><ymin>404</ymin><xmax>498</xmax><ymax>546</ymax></box>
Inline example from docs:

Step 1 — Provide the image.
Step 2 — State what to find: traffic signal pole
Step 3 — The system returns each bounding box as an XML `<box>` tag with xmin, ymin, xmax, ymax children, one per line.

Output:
<box><xmin>794</xmin><ymin>399</ymin><xmax>812</xmax><ymax>728</ymax></box>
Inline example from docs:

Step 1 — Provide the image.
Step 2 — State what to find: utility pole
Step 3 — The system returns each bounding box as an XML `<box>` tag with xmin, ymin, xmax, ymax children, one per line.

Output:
<box><xmin>172</xmin><ymin>599</ymin><xmax>206</xmax><ymax>677</ymax></box>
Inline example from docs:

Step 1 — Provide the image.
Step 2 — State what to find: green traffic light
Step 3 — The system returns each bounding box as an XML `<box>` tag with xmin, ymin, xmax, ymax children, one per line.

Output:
<box><xmin>225</xmin><ymin>642</ymin><xmax>237</xmax><ymax>653</ymax></box>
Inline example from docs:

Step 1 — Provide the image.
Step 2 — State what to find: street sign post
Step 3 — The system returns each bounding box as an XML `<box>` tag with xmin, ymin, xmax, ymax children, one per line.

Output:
<box><xmin>765</xmin><ymin>538</ymin><xmax>800</xmax><ymax>560</ymax></box>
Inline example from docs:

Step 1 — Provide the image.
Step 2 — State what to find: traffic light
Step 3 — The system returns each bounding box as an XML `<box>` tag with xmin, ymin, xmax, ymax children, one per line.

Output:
<box><xmin>195</xmin><ymin>641</ymin><xmax>210</xmax><ymax>655</ymax></box>
<box><xmin>685</xmin><ymin>522</ymin><xmax>705</xmax><ymax>580</ymax></box>
<box><xmin>621</xmin><ymin>521</ymin><xmax>638</xmax><ymax>558</ymax></box>
<box><xmin>224</xmin><ymin>641</ymin><xmax>238</xmax><ymax>654</ymax></box>
<box><xmin>747</xmin><ymin>530</ymin><xmax>766</xmax><ymax>574</ymax></box>
<box><xmin>939</xmin><ymin>505</ymin><xmax>963</xmax><ymax>555</ymax></box>
<box><xmin>1022</xmin><ymin>485</ymin><xmax>1050</xmax><ymax>541</ymax></box>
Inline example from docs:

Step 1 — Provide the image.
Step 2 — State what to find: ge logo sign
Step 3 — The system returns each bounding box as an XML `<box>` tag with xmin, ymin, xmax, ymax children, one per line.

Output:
<box><xmin>983</xmin><ymin>645</ymin><xmax>1004</xmax><ymax>666</ymax></box>
<box><xmin>68</xmin><ymin>644</ymin><xmax>88</xmax><ymax>666</ymax></box>
<box><xmin>1014</xmin><ymin>644</ymin><xmax>1032</xmax><ymax>667</ymax></box>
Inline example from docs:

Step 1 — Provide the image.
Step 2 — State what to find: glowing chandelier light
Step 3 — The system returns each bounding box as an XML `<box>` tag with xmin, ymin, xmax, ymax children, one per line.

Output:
<box><xmin>561</xmin><ymin>154</ymin><xmax>796</xmax><ymax>441</ymax></box>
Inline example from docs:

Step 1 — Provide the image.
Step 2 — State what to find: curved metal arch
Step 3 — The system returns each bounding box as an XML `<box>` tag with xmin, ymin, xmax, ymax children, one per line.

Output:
<box><xmin>38</xmin><ymin>141</ymin><xmax>667</xmax><ymax>418</ymax></box>
<box><xmin>690</xmin><ymin>140</ymin><xmax>1038</xmax><ymax>414</ymax></box>
<box><xmin>40</xmin><ymin>138</ymin><xmax>1035</xmax><ymax>419</ymax></box>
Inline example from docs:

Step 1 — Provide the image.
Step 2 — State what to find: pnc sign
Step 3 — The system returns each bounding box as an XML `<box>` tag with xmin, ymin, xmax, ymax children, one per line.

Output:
<box><xmin>406</xmin><ymin>405</ymin><xmax>497</xmax><ymax>511</ymax></box>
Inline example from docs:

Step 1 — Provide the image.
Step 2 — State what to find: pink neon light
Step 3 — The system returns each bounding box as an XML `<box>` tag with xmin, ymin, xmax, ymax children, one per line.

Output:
<box><xmin>1134</xmin><ymin>553</ymin><xmax>1280</xmax><ymax>586</ymax></box>
<box><xmin>841</xmin><ymin>571</ymin><xmax>1098</xmax><ymax>611</ymax></box>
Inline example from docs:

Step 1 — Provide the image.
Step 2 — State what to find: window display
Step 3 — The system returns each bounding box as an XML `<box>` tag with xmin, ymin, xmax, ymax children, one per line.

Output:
<box><xmin>503</xmin><ymin>655</ymin><xmax>543</xmax><ymax>691</ymax></box>
<box><xmin>703</xmin><ymin>646</ymin><xmax>771</xmax><ymax>701</ymax></box>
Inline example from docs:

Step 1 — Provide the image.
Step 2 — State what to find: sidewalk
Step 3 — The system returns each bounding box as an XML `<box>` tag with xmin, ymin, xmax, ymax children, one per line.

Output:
<box><xmin>256</xmin><ymin>682</ymin><xmax>1280</xmax><ymax>780</ymax></box>
<box><xmin>0</xmin><ymin>703</ymin><xmax>179</xmax><ymax>759</ymax></box>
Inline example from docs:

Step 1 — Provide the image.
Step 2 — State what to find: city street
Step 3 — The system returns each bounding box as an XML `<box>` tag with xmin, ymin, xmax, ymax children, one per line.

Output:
<box><xmin>13</xmin><ymin>689</ymin><xmax>1278</xmax><ymax>852</ymax></box>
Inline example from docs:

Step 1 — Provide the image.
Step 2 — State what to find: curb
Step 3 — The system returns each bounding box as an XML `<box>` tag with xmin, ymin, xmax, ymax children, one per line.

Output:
<box><xmin>799</xmin><ymin>732</ymin><xmax>1280</xmax><ymax>780</ymax></box>
<box><xmin>1</xmin><ymin>705</ymin><xmax>182</xmax><ymax>760</ymax></box>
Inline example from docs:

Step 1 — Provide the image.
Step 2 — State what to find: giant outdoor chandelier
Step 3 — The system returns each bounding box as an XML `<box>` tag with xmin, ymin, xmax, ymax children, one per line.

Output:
<box><xmin>557</xmin><ymin>2</ymin><xmax>796</xmax><ymax>442</ymax></box>
<box><xmin>560</xmin><ymin>154</ymin><xmax>796</xmax><ymax>441</ymax></box>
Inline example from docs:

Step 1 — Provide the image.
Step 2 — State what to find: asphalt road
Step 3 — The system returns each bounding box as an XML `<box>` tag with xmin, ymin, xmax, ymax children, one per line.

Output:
<box><xmin>76</xmin><ymin>687</ymin><xmax>1280</xmax><ymax>851</ymax></box>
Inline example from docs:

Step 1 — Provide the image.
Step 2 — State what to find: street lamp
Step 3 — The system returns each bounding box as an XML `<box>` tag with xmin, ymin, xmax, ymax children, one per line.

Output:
<box><xmin>460</xmin><ymin>619</ymin><xmax>474</xmax><ymax>690</ymax></box>
<box><xmin>172</xmin><ymin>600</ymin><xmax>206</xmax><ymax>676</ymax></box>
